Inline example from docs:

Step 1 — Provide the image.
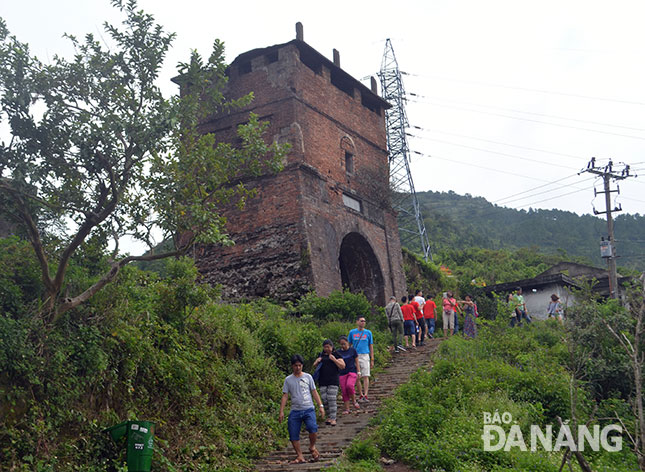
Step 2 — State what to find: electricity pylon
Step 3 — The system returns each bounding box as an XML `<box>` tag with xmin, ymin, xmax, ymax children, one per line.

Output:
<box><xmin>378</xmin><ymin>39</ymin><xmax>432</xmax><ymax>261</ymax></box>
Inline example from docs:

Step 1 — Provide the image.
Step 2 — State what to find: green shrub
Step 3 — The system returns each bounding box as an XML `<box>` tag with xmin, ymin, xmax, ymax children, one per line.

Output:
<box><xmin>372</xmin><ymin>320</ymin><xmax>640</xmax><ymax>472</ymax></box>
<box><xmin>345</xmin><ymin>438</ymin><xmax>380</xmax><ymax>463</ymax></box>
<box><xmin>0</xmin><ymin>237</ymin><xmax>43</xmax><ymax>317</ymax></box>
<box><xmin>401</xmin><ymin>247</ymin><xmax>453</xmax><ymax>296</ymax></box>
<box><xmin>0</xmin><ymin>255</ymin><xmax>399</xmax><ymax>471</ymax></box>
<box><xmin>295</xmin><ymin>289</ymin><xmax>372</xmax><ymax>322</ymax></box>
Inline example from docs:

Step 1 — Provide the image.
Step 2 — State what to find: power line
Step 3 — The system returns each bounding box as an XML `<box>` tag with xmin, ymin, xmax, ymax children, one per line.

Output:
<box><xmin>402</xmin><ymin>71</ymin><xmax>645</xmax><ymax>107</ymax></box>
<box><xmin>410</xmin><ymin>150</ymin><xmax>600</xmax><ymax>210</ymax></box>
<box><xmin>408</xmin><ymin>143</ymin><xmax>644</xmax><ymax>206</ymax></box>
<box><xmin>619</xmin><ymin>195</ymin><xmax>645</xmax><ymax>204</ymax></box>
<box><xmin>407</xmin><ymin>133</ymin><xmax>580</xmax><ymax>170</ymax></box>
<box><xmin>405</xmin><ymin>97</ymin><xmax>645</xmax><ymax>141</ymax></box>
<box><xmin>497</xmin><ymin>176</ymin><xmax>598</xmax><ymax>206</ymax></box>
<box><xmin>492</xmin><ymin>174</ymin><xmax>591</xmax><ymax>204</ymax></box>
<box><xmin>514</xmin><ymin>187</ymin><xmax>593</xmax><ymax>209</ymax></box>
<box><xmin>411</xmin><ymin>150</ymin><xmax>588</xmax><ymax>188</ymax></box>
<box><xmin>411</xmin><ymin>127</ymin><xmax>589</xmax><ymax>161</ymax></box>
<box><xmin>407</xmin><ymin>126</ymin><xmax>645</xmax><ymax>191</ymax></box>
<box><xmin>407</xmin><ymin>93</ymin><xmax>645</xmax><ymax>132</ymax></box>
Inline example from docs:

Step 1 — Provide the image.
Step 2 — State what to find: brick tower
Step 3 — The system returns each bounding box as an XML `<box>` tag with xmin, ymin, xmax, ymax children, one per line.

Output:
<box><xmin>194</xmin><ymin>24</ymin><xmax>406</xmax><ymax>305</ymax></box>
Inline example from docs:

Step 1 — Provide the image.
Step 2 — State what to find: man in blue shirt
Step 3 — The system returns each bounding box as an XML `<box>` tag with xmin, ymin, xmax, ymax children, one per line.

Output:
<box><xmin>348</xmin><ymin>316</ymin><xmax>374</xmax><ymax>403</ymax></box>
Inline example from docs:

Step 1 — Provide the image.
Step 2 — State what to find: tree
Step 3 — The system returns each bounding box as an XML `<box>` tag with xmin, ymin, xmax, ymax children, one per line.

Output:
<box><xmin>0</xmin><ymin>0</ymin><xmax>287</xmax><ymax>321</ymax></box>
<box><xmin>603</xmin><ymin>275</ymin><xmax>645</xmax><ymax>470</ymax></box>
<box><xmin>564</xmin><ymin>279</ymin><xmax>645</xmax><ymax>471</ymax></box>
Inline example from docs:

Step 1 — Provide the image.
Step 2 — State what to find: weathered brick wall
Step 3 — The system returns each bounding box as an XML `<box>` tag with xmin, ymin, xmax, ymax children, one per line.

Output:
<box><xmin>195</xmin><ymin>167</ymin><xmax>312</xmax><ymax>301</ymax></box>
<box><xmin>193</xmin><ymin>38</ymin><xmax>407</xmax><ymax>304</ymax></box>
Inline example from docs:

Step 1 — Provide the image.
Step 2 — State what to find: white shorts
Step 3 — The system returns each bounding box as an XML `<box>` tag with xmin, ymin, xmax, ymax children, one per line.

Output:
<box><xmin>357</xmin><ymin>353</ymin><xmax>371</xmax><ymax>378</ymax></box>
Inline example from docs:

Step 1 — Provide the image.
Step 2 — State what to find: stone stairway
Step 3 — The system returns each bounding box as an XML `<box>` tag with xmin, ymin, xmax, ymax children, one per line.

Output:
<box><xmin>255</xmin><ymin>338</ymin><xmax>442</xmax><ymax>471</ymax></box>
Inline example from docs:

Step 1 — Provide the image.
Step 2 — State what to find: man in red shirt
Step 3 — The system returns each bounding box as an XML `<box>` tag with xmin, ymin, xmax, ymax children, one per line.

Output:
<box><xmin>400</xmin><ymin>296</ymin><xmax>417</xmax><ymax>348</ymax></box>
<box><xmin>423</xmin><ymin>294</ymin><xmax>437</xmax><ymax>339</ymax></box>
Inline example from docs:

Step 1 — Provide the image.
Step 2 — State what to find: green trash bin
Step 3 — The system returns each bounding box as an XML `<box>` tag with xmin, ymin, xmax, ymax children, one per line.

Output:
<box><xmin>106</xmin><ymin>420</ymin><xmax>155</xmax><ymax>472</ymax></box>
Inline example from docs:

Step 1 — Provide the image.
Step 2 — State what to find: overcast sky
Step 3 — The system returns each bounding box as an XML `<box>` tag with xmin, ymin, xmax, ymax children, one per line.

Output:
<box><xmin>2</xmin><ymin>0</ymin><xmax>645</xmax><ymax>221</ymax></box>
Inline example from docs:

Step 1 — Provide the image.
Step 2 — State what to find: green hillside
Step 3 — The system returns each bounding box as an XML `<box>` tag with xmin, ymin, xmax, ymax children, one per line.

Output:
<box><xmin>404</xmin><ymin>190</ymin><xmax>645</xmax><ymax>271</ymax></box>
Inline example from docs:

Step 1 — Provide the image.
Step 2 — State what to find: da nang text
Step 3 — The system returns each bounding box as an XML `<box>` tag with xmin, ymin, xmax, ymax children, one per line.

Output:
<box><xmin>481</xmin><ymin>411</ymin><xmax>622</xmax><ymax>452</ymax></box>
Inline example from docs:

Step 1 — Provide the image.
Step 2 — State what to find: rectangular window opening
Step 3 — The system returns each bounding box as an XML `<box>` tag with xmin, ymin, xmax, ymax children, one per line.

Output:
<box><xmin>345</xmin><ymin>152</ymin><xmax>354</xmax><ymax>174</ymax></box>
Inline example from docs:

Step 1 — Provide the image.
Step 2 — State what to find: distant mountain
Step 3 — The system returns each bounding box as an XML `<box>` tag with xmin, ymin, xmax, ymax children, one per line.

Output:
<box><xmin>400</xmin><ymin>190</ymin><xmax>645</xmax><ymax>271</ymax></box>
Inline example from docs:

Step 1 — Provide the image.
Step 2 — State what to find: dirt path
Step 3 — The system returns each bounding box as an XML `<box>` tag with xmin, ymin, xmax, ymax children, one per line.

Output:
<box><xmin>255</xmin><ymin>338</ymin><xmax>442</xmax><ymax>471</ymax></box>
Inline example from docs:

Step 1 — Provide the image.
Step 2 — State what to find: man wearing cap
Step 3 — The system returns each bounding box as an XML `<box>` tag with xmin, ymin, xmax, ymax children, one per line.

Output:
<box><xmin>385</xmin><ymin>296</ymin><xmax>405</xmax><ymax>353</ymax></box>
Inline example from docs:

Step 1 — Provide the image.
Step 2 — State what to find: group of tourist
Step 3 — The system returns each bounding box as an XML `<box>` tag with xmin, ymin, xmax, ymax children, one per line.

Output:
<box><xmin>438</xmin><ymin>291</ymin><xmax>479</xmax><ymax>339</ymax></box>
<box><xmin>507</xmin><ymin>287</ymin><xmax>531</xmax><ymax>327</ymax></box>
<box><xmin>278</xmin><ymin>316</ymin><xmax>374</xmax><ymax>464</ymax></box>
<box><xmin>385</xmin><ymin>289</ymin><xmax>479</xmax><ymax>344</ymax></box>
<box><xmin>507</xmin><ymin>287</ymin><xmax>564</xmax><ymax>325</ymax></box>
<box><xmin>385</xmin><ymin>290</ymin><xmax>439</xmax><ymax>351</ymax></box>
<box><xmin>279</xmin><ymin>287</ymin><xmax>567</xmax><ymax>463</ymax></box>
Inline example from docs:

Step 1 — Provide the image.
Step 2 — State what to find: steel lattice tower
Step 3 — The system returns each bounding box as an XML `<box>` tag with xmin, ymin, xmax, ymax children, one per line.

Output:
<box><xmin>378</xmin><ymin>39</ymin><xmax>432</xmax><ymax>261</ymax></box>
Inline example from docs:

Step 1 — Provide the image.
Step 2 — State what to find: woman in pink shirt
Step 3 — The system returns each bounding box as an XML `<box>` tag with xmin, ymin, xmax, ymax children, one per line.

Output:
<box><xmin>442</xmin><ymin>291</ymin><xmax>458</xmax><ymax>337</ymax></box>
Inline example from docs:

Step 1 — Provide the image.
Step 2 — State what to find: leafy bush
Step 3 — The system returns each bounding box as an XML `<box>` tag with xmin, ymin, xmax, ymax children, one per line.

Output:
<box><xmin>0</xmin><ymin>237</ymin><xmax>43</xmax><ymax>317</ymax></box>
<box><xmin>0</xmin><ymin>257</ymin><xmax>394</xmax><ymax>471</ymax></box>
<box><xmin>402</xmin><ymin>247</ymin><xmax>454</xmax><ymax>296</ymax></box>
<box><xmin>295</xmin><ymin>289</ymin><xmax>373</xmax><ymax>322</ymax></box>
<box><xmin>345</xmin><ymin>438</ymin><xmax>380</xmax><ymax>463</ymax></box>
<box><xmin>371</xmin><ymin>321</ymin><xmax>640</xmax><ymax>471</ymax></box>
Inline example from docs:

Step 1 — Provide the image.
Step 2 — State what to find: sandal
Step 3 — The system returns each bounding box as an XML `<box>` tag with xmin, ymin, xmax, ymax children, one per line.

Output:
<box><xmin>309</xmin><ymin>448</ymin><xmax>320</xmax><ymax>462</ymax></box>
<box><xmin>353</xmin><ymin>402</ymin><xmax>360</xmax><ymax>409</ymax></box>
<box><xmin>290</xmin><ymin>457</ymin><xmax>306</xmax><ymax>464</ymax></box>
<box><xmin>342</xmin><ymin>409</ymin><xmax>350</xmax><ymax>415</ymax></box>
<box><xmin>325</xmin><ymin>420</ymin><xmax>332</xmax><ymax>425</ymax></box>
<box><xmin>329</xmin><ymin>420</ymin><xmax>336</xmax><ymax>426</ymax></box>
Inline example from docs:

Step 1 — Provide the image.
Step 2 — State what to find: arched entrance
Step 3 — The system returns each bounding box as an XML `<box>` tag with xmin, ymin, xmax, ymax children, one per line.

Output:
<box><xmin>338</xmin><ymin>232</ymin><xmax>385</xmax><ymax>306</ymax></box>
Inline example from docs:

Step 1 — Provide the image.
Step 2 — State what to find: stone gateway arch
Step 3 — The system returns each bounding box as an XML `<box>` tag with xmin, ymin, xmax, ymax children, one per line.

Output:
<box><xmin>339</xmin><ymin>232</ymin><xmax>385</xmax><ymax>306</ymax></box>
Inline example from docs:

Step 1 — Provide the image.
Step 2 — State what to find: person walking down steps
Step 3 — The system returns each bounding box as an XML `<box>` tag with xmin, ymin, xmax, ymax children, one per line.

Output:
<box><xmin>312</xmin><ymin>339</ymin><xmax>345</xmax><ymax>426</ymax></box>
<box><xmin>337</xmin><ymin>335</ymin><xmax>361</xmax><ymax>414</ymax></box>
<box><xmin>279</xmin><ymin>355</ymin><xmax>325</xmax><ymax>464</ymax></box>
<box><xmin>348</xmin><ymin>316</ymin><xmax>374</xmax><ymax>403</ymax></box>
<box><xmin>258</xmin><ymin>336</ymin><xmax>442</xmax><ymax>471</ymax></box>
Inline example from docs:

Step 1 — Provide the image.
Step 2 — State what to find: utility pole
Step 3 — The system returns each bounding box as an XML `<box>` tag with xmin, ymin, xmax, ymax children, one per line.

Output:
<box><xmin>378</xmin><ymin>39</ymin><xmax>432</xmax><ymax>261</ymax></box>
<box><xmin>581</xmin><ymin>158</ymin><xmax>635</xmax><ymax>299</ymax></box>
